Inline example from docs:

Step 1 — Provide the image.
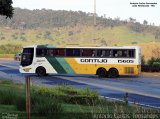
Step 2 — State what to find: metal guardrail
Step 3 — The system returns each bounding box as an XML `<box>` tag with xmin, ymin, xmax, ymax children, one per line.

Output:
<box><xmin>100</xmin><ymin>96</ymin><xmax>160</xmax><ymax>110</ymax></box>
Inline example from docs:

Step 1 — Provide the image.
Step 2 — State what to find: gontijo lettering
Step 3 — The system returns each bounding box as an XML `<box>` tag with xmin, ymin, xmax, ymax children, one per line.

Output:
<box><xmin>80</xmin><ymin>59</ymin><xmax>107</xmax><ymax>63</ymax></box>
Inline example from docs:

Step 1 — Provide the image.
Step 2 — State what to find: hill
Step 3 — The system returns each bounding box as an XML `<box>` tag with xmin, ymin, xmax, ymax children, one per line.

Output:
<box><xmin>0</xmin><ymin>8</ymin><xmax>160</xmax><ymax>60</ymax></box>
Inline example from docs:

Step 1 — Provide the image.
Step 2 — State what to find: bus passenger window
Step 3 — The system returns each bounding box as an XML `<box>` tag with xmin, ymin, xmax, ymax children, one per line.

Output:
<box><xmin>117</xmin><ymin>51</ymin><xmax>122</xmax><ymax>57</ymax></box>
<box><xmin>101</xmin><ymin>50</ymin><xmax>105</xmax><ymax>57</ymax></box>
<box><xmin>48</xmin><ymin>49</ymin><xmax>54</xmax><ymax>56</ymax></box>
<box><xmin>36</xmin><ymin>49</ymin><xmax>47</xmax><ymax>57</ymax></box>
<box><xmin>113</xmin><ymin>50</ymin><xmax>128</xmax><ymax>57</ymax></box>
<box><xmin>74</xmin><ymin>49</ymin><xmax>80</xmax><ymax>57</ymax></box>
<box><xmin>122</xmin><ymin>50</ymin><xmax>127</xmax><ymax>57</ymax></box>
<box><xmin>81</xmin><ymin>49</ymin><xmax>96</xmax><ymax>57</ymax></box>
<box><xmin>66</xmin><ymin>49</ymin><xmax>80</xmax><ymax>57</ymax></box>
<box><xmin>57</xmin><ymin>49</ymin><xmax>65</xmax><ymax>56</ymax></box>
<box><xmin>109</xmin><ymin>50</ymin><xmax>112</xmax><ymax>57</ymax></box>
<box><xmin>66</xmin><ymin>49</ymin><xmax>73</xmax><ymax>56</ymax></box>
<box><xmin>92</xmin><ymin>50</ymin><xmax>96</xmax><ymax>57</ymax></box>
<box><xmin>49</xmin><ymin>49</ymin><xmax>65</xmax><ymax>57</ymax></box>
<box><xmin>97</xmin><ymin>50</ymin><xmax>111</xmax><ymax>57</ymax></box>
<box><xmin>113</xmin><ymin>50</ymin><xmax>118</xmax><ymax>57</ymax></box>
<box><xmin>128</xmin><ymin>50</ymin><xmax>135</xmax><ymax>58</ymax></box>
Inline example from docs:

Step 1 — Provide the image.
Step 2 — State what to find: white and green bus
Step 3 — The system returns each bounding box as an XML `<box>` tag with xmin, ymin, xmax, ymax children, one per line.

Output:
<box><xmin>19</xmin><ymin>45</ymin><xmax>141</xmax><ymax>77</ymax></box>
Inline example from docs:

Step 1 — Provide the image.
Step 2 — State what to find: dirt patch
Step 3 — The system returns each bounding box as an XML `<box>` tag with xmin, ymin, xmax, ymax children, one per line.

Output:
<box><xmin>0</xmin><ymin>58</ymin><xmax>14</xmax><ymax>61</ymax></box>
<box><xmin>138</xmin><ymin>42</ymin><xmax>160</xmax><ymax>60</ymax></box>
<box><xmin>141</xmin><ymin>72</ymin><xmax>160</xmax><ymax>78</ymax></box>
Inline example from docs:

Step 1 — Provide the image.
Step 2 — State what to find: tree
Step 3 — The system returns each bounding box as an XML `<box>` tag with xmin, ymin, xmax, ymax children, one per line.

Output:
<box><xmin>141</xmin><ymin>55</ymin><xmax>145</xmax><ymax>65</ymax></box>
<box><xmin>143</xmin><ymin>20</ymin><xmax>148</xmax><ymax>25</ymax></box>
<box><xmin>147</xmin><ymin>57</ymin><xmax>155</xmax><ymax>66</ymax></box>
<box><xmin>129</xmin><ymin>17</ymin><xmax>136</xmax><ymax>23</ymax></box>
<box><xmin>155</xmin><ymin>30</ymin><xmax>160</xmax><ymax>40</ymax></box>
<box><xmin>100</xmin><ymin>39</ymin><xmax>107</xmax><ymax>46</ymax></box>
<box><xmin>0</xmin><ymin>0</ymin><xmax>14</xmax><ymax>18</ymax></box>
<box><xmin>130</xmin><ymin>22</ymin><xmax>144</xmax><ymax>33</ymax></box>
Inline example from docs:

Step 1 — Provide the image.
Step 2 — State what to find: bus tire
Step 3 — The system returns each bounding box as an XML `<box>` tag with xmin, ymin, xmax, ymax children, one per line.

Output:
<box><xmin>97</xmin><ymin>68</ymin><xmax>107</xmax><ymax>78</ymax></box>
<box><xmin>108</xmin><ymin>68</ymin><xmax>119</xmax><ymax>78</ymax></box>
<box><xmin>36</xmin><ymin>66</ymin><xmax>46</xmax><ymax>76</ymax></box>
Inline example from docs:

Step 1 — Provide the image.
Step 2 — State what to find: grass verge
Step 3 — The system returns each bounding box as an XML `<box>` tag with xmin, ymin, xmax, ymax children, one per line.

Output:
<box><xmin>0</xmin><ymin>79</ymin><xmax>159</xmax><ymax>119</ymax></box>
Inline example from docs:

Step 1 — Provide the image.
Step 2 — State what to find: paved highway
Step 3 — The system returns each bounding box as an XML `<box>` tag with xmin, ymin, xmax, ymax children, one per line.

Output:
<box><xmin>0</xmin><ymin>60</ymin><xmax>160</xmax><ymax>108</ymax></box>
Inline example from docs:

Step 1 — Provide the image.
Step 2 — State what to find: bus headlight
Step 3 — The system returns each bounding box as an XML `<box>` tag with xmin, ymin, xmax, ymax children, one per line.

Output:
<box><xmin>23</xmin><ymin>68</ymin><xmax>31</xmax><ymax>72</ymax></box>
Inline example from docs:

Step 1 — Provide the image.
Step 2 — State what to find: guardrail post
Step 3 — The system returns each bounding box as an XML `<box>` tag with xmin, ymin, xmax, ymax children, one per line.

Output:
<box><xmin>124</xmin><ymin>92</ymin><xmax>128</xmax><ymax>105</ymax></box>
<box><xmin>25</xmin><ymin>76</ymin><xmax>31</xmax><ymax>119</ymax></box>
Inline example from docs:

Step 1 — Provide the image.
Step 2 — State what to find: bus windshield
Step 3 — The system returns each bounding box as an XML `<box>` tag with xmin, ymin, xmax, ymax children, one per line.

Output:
<box><xmin>21</xmin><ymin>48</ymin><xmax>34</xmax><ymax>66</ymax></box>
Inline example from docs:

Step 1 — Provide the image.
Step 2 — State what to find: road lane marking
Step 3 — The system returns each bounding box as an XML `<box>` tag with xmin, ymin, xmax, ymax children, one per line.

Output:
<box><xmin>56</xmin><ymin>76</ymin><xmax>160</xmax><ymax>99</ymax></box>
<box><xmin>0</xmin><ymin>64</ymin><xmax>19</xmax><ymax>70</ymax></box>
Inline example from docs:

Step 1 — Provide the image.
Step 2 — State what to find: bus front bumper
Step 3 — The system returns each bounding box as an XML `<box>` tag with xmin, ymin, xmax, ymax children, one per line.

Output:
<box><xmin>19</xmin><ymin>66</ymin><xmax>32</xmax><ymax>73</ymax></box>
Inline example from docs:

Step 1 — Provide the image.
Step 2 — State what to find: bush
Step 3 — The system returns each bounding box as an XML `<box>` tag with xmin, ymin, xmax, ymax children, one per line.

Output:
<box><xmin>147</xmin><ymin>57</ymin><xmax>160</xmax><ymax>66</ymax></box>
<box><xmin>147</xmin><ymin>57</ymin><xmax>155</xmax><ymax>66</ymax></box>
<box><xmin>131</xmin><ymin>41</ymin><xmax>138</xmax><ymax>44</ymax></box>
<box><xmin>0</xmin><ymin>44</ymin><xmax>22</xmax><ymax>54</ymax></box>
<box><xmin>15</xmin><ymin>95</ymin><xmax>26</xmax><ymax>111</ymax></box>
<box><xmin>31</xmin><ymin>93</ymin><xmax>63</xmax><ymax>118</ymax></box>
<box><xmin>100</xmin><ymin>40</ymin><xmax>107</xmax><ymax>46</ymax></box>
<box><xmin>0</xmin><ymin>89</ymin><xmax>17</xmax><ymax>105</ymax></box>
<box><xmin>68</xmin><ymin>31</ymin><xmax>74</xmax><ymax>36</ymax></box>
<box><xmin>68</xmin><ymin>96</ymin><xmax>98</xmax><ymax>105</ymax></box>
<box><xmin>130</xmin><ymin>22</ymin><xmax>144</xmax><ymax>33</ymax></box>
<box><xmin>141</xmin><ymin>55</ymin><xmax>145</xmax><ymax>65</ymax></box>
<box><xmin>153</xmin><ymin>62</ymin><xmax>160</xmax><ymax>67</ymax></box>
<box><xmin>32</xmin><ymin>86</ymin><xmax>98</xmax><ymax>105</ymax></box>
<box><xmin>0</xmin><ymin>80</ymin><xmax>13</xmax><ymax>84</ymax></box>
<box><xmin>14</xmin><ymin>91</ymin><xmax>63</xmax><ymax>118</ymax></box>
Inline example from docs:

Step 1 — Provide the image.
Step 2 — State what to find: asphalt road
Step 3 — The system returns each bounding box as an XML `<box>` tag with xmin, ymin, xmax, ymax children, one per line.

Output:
<box><xmin>0</xmin><ymin>60</ymin><xmax>160</xmax><ymax>108</ymax></box>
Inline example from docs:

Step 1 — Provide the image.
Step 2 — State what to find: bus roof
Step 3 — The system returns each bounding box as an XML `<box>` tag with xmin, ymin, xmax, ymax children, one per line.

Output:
<box><xmin>23</xmin><ymin>45</ymin><xmax>140</xmax><ymax>49</ymax></box>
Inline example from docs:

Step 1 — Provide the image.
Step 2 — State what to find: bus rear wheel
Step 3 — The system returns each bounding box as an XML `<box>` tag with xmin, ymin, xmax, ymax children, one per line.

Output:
<box><xmin>108</xmin><ymin>68</ymin><xmax>119</xmax><ymax>78</ymax></box>
<box><xmin>97</xmin><ymin>68</ymin><xmax>107</xmax><ymax>78</ymax></box>
<box><xmin>36</xmin><ymin>67</ymin><xmax>46</xmax><ymax>76</ymax></box>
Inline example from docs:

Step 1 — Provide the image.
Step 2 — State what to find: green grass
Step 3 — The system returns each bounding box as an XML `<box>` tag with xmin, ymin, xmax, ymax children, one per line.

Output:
<box><xmin>0</xmin><ymin>105</ymin><xmax>17</xmax><ymax>112</ymax></box>
<box><xmin>62</xmin><ymin>103</ymin><xmax>94</xmax><ymax>113</ymax></box>
<box><xmin>0</xmin><ymin>54</ymin><xmax>14</xmax><ymax>58</ymax></box>
<box><xmin>0</xmin><ymin>26</ymin><xmax>157</xmax><ymax>47</ymax></box>
<box><xmin>0</xmin><ymin>105</ymin><xmax>26</xmax><ymax>119</ymax></box>
<box><xmin>61</xmin><ymin>100</ymin><xmax>139</xmax><ymax>114</ymax></box>
<box><xmin>0</xmin><ymin>79</ymin><xmax>160</xmax><ymax>119</ymax></box>
<box><xmin>0</xmin><ymin>80</ymin><xmax>25</xmax><ymax>91</ymax></box>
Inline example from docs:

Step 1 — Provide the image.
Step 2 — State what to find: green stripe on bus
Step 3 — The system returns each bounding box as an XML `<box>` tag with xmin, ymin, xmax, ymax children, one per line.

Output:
<box><xmin>46</xmin><ymin>56</ymin><xmax>66</xmax><ymax>73</ymax></box>
<box><xmin>56</xmin><ymin>58</ymin><xmax>75</xmax><ymax>74</ymax></box>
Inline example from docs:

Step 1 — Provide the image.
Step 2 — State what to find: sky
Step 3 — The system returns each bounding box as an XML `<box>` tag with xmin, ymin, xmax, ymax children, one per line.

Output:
<box><xmin>12</xmin><ymin>0</ymin><xmax>160</xmax><ymax>25</ymax></box>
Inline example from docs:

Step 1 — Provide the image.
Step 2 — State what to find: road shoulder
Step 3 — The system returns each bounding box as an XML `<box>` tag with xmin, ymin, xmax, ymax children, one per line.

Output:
<box><xmin>141</xmin><ymin>72</ymin><xmax>160</xmax><ymax>78</ymax></box>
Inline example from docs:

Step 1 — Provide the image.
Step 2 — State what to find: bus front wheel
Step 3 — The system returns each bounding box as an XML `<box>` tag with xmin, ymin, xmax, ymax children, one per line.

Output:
<box><xmin>36</xmin><ymin>67</ymin><xmax>46</xmax><ymax>76</ymax></box>
<box><xmin>108</xmin><ymin>68</ymin><xmax>119</xmax><ymax>78</ymax></box>
<box><xmin>97</xmin><ymin>68</ymin><xmax>107</xmax><ymax>78</ymax></box>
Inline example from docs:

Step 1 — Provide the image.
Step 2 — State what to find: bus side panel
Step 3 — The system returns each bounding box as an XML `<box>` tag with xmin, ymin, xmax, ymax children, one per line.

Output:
<box><xmin>45</xmin><ymin>56</ymin><xmax>66</xmax><ymax>74</ymax></box>
<box><xmin>55</xmin><ymin>57</ymin><xmax>75</xmax><ymax>74</ymax></box>
<box><xmin>64</xmin><ymin>58</ymin><xmax>140</xmax><ymax>76</ymax></box>
<box><xmin>19</xmin><ymin>57</ymin><xmax>57</xmax><ymax>74</ymax></box>
<box><xmin>45</xmin><ymin>56</ymin><xmax>76</xmax><ymax>74</ymax></box>
<box><xmin>34</xmin><ymin>57</ymin><xmax>57</xmax><ymax>74</ymax></box>
<box><xmin>65</xmin><ymin>58</ymin><xmax>97</xmax><ymax>74</ymax></box>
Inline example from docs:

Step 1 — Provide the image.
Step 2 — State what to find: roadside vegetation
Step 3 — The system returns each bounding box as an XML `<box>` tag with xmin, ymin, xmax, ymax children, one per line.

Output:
<box><xmin>141</xmin><ymin>56</ymin><xmax>160</xmax><ymax>72</ymax></box>
<box><xmin>0</xmin><ymin>79</ymin><xmax>159</xmax><ymax>119</ymax></box>
<box><xmin>0</xmin><ymin>44</ymin><xmax>22</xmax><ymax>58</ymax></box>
